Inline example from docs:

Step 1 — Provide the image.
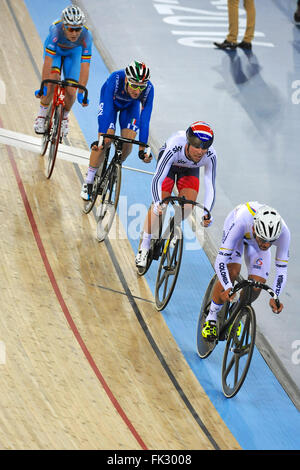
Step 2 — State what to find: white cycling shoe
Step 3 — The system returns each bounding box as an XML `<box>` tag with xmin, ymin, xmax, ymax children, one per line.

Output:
<box><xmin>61</xmin><ymin>117</ymin><xmax>69</xmax><ymax>137</ymax></box>
<box><xmin>135</xmin><ymin>248</ymin><xmax>149</xmax><ymax>268</ymax></box>
<box><xmin>81</xmin><ymin>182</ymin><xmax>92</xmax><ymax>201</ymax></box>
<box><xmin>34</xmin><ymin>116</ymin><xmax>45</xmax><ymax>134</ymax></box>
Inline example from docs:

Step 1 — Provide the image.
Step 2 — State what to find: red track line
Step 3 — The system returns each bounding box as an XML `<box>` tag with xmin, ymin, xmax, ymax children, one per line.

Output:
<box><xmin>6</xmin><ymin>141</ymin><xmax>147</xmax><ymax>450</ymax></box>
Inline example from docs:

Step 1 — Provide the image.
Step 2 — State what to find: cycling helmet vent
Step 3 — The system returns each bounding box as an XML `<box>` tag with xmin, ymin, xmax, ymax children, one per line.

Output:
<box><xmin>253</xmin><ymin>205</ymin><xmax>282</xmax><ymax>242</ymax></box>
<box><xmin>62</xmin><ymin>5</ymin><xmax>86</xmax><ymax>26</ymax></box>
<box><xmin>125</xmin><ymin>61</ymin><xmax>150</xmax><ymax>84</ymax></box>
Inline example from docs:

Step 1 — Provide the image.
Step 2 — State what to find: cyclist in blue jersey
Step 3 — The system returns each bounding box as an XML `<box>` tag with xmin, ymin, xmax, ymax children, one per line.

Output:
<box><xmin>81</xmin><ymin>60</ymin><xmax>154</xmax><ymax>200</ymax></box>
<box><xmin>34</xmin><ymin>5</ymin><xmax>92</xmax><ymax>137</ymax></box>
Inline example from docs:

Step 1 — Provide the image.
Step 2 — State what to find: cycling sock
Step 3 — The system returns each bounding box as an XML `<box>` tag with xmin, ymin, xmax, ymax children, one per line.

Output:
<box><xmin>141</xmin><ymin>232</ymin><xmax>152</xmax><ymax>250</ymax></box>
<box><xmin>63</xmin><ymin>109</ymin><xmax>69</xmax><ymax>119</ymax></box>
<box><xmin>206</xmin><ymin>300</ymin><xmax>223</xmax><ymax>322</ymax></box>
<box><xmin>85</xmin><ymin>166</ymin><xmax>98</xmax><ymax>184</ymax></box>
<box><xmin>39</xmin><ymin>104</ymin><xmax>49</xmax><ymax>117</ymax></box>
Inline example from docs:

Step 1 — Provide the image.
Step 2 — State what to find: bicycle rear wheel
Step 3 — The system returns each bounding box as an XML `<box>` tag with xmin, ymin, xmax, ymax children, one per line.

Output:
<box><xmin>40</xmin><ymin>103</ymin><xmax>53</xmax><ymax>156</ymax></box>
<box><xmin>46</xmin><ymin>104</ymin><xmax>63</xmax><ymax>179</ymax></box>
<box><xmin>222</xmin><ymin>305</ymin><xmax>256</xmax><ymax>398</ymax></box>
<box><xmin>96</xmin><ymin>163</ymin><xmax>122</xmax><ymax>242</ymax></box>
<box><xmin>154</xmin><ymin>223</ymin><xmax>183</xmax><ymax>311</ymax></box>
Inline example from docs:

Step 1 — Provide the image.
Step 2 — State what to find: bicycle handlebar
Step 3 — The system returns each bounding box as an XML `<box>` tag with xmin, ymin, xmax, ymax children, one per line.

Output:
<box><xmin>98</xmin><ymin>134</ymin><xmax>151</xmax><ymax>158</ymax></box>
<box><xmin>38</xmin><ymin>79</ymin><xmax>89</xmax><ymax>104</ymax></box>
<box><xmin>161</xmin><ymin>196</ymin><xmax>211</xmax><ymax>219</ymax></box>
<box><xmin>230</xmin><ymin>279</ymin><xmax>280</xmax><ymax>309</ymax></box>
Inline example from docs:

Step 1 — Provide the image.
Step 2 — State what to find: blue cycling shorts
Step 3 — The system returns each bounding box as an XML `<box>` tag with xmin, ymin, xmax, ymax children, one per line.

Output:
<box><xmin>97</xmin><ymin>96</ymin><xmax>141</xmax><ymax>134</ymax></box>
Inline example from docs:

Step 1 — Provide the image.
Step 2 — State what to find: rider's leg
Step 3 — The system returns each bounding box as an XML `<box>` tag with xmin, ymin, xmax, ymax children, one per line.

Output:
<box><xmin>82</xmin><ymin>90</ymin><xmax>118</xmax><ymax>196</ymax></box>
<box><xmin>120</xmin><ymin>128</ymin><xmax>136</xmax><ymax>161</ymax></box>
<box><xmin>119</xmin><ymin>102</ymin><xmax>140</xmax><ymax>162</ymax></box>
<box><xmin>207</xmin><ymin>262</ymin><xmax>242</xmax><ymax>320</ymax></box>
<box><xmin>61</xmin><ymin>51</ymin><xmax>83</xmax><ymax>136</ymax></box>
<box><xmin>81</xmin><ymin>130</ymin><xmax>114</xmax><ymax>200</ymax></box>
<box><xmin>135</xmin><ymin>190</ymin><xmax>170</xmax><ymax>267</ymax></box>
<box><xmin>202</xmin><ymin>262</ymin><xmax>241</xmax><ymax>340</ymax></box>
<box><xmin>88</xmin><ymin>129</ymin><xmax>115</xmax><ymax>179</ymax></box>
<box><xmin>142</xmin><ymin>189</ymin><xmax>171</xmax><ymax>247</ymax></box>
<box><xmin>34</xmin><ymin>56</ymin><xmax>60</xmax><ymax>133</ymax></box>
<box><xmin>177</xmin><ymin>171</ymin><xmax>199</xmax><ymax>219</ymax></box>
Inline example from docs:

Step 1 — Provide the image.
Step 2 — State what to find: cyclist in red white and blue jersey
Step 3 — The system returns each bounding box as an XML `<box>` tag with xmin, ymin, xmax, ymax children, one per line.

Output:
<box><xmin>135</xmin><ymin>121</ymin><xmax>217</xmax><ymax>268</ymax></box>
<box><xmin>81</xmin><ymin>60</ymin><xmax>154</xmax><ymax>200</ymax></box>
<box><xmin>34</xmin><ymin>5</ymin><xmax>92</xmax><ymax>137</ymax></box>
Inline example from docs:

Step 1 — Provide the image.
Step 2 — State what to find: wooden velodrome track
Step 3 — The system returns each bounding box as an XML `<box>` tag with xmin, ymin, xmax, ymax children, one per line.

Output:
<box><xmin>0</xmin><ymin>0</ymin><xmax>241</xmax><ymax>450</ymax></box>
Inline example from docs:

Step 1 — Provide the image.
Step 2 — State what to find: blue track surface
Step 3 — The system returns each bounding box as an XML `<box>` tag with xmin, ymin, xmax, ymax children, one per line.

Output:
<box><xmin>24</xmin><ymin>0</ymin><xmax>300</xmax><ymax>450</ymax></box>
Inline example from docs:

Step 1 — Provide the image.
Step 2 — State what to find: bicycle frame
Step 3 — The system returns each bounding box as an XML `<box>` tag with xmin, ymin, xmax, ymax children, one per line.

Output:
<box><xmin>96</xmin><ymin>133</ymin><xmax>150</xmax><ymax>191</ymax></box>
<box><xmin>219</xmin><ymin>279</ymin><xmax>280</xmax><ymax>340</ymax></box>
<box><xmin>152</xmin><ymin>196</ymin><xmax>211</xmax><ymax>310</ymax></box>
<box><xmin>197</xmin><ymin>277</ymin><xmax>281</xmax><ymax>397</ymax></box>
<box><xmin>38</xmin><ymin>79</ymin><xmax>88</xmax><ymax>178</ymax></box>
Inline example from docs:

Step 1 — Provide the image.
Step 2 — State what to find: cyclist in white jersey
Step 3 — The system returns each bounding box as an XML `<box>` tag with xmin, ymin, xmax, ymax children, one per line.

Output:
<box><xmin>202</xmin><ymin>202</ymin><xmax>291</xmax><ymax>342</ymax></box>
<box><xmin>135</xmin><ymin>121</ymin><xmax>217</xmax><ymax>267</ymax></box>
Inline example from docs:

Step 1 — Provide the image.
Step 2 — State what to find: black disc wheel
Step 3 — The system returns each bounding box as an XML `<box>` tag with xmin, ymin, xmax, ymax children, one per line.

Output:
<box><xmin>154</xmin><ymin>224</ymin><xmax>183</xmax><ymax>311</ymax></box>
<box><xmin>96</xmin><ymin>163</ymin><xmax>121</xmax><ymax>242</ymax></box>
<box><xmin>222</xmin><ymin>305</ymin><xmax>256</xmax><ymax>398</ymax></box>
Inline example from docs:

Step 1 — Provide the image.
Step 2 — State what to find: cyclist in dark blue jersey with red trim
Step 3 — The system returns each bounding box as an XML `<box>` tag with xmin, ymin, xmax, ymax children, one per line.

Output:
<box><xmin>81</xmin><ymin>60</ymin><xmax>154</xmax><ymax>201</ymax></box>
<box><xmin>34</xmin><ymin>5</ymin><xmax>92</xmax><ymax>137</ymax></box>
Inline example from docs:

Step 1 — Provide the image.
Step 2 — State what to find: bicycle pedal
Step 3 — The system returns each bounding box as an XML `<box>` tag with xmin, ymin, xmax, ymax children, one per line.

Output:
<box><xmin>163</xmin><ymin>265</ymin><xmax>176</xmax><ymax>273</ymax></box>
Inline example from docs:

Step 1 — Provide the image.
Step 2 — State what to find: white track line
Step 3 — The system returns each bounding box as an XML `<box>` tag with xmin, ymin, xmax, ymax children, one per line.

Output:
<box><xmin>0</xmin><ymin>127</ymin><xmax>154</xmax><ymax>175</ymax></box>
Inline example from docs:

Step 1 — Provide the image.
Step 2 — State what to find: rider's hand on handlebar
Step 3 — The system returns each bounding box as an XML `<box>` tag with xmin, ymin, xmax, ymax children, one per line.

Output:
<box><xmin>153</xmin><ymin>201</ymin><xmax>167</xmax><ymax>216</ymax></box>
<box><xmin>202</xmin><ymin>214</ymin><xmax>213</xmax><ymax>227</ymax></box>
<box><xmin>138</xmin><ymin>149</ymin><xmax>152</xmax><ymax>163</ymax></box>
<box><xmin>219</xmin><ymin>287</ymin><xmax>233</xmax><ymax>303</ymax></box>
<box><xmin>90</xmin><ymin>140</ymin><xmax>104</xmax><ymax>151</ymax></box>
<box><xmin>35</xmin><ymin>86</ymin><xmax>48</xmax><ymax>98</ymax></box>
<box><xmin>269</xmin><ymin>298</ymin><xmax>283</xmax><ymax>314</ymax></box>
<box><xmin>77</xmin><ymin>92</ymin><xmax>89</xmax><ymax>106</ymax></box>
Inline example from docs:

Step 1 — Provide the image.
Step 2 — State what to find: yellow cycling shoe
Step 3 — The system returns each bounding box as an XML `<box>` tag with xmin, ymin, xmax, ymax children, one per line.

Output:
<box><xmin>228</xmin><ymin>320</ymin><xmax>242</xmax><ymax>338</ymax></box>
<box><xmin>202</xmin><ymin>320</ymin><xmax>218</xmax><ymax>342</ymax></box>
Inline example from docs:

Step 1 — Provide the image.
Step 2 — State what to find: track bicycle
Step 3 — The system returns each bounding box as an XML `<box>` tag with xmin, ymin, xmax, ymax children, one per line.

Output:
<box><xmin>137</xmin><ymin>196</ymin><xmax>210</xmax><ymax>311</ymax></box>
<box><xmin>82</xmin><ymin>134</ymin><xmax>150</xmax><ymax>242</ymax></box>
<box><xmin>37</xmin><ymin>78</ymin><xmax>88</xmax><ymax>179</ymax></box>
<box><xmin>196</xmin><ymin>275</ymin><xmax>280</xmax><ymax>398</ymax></box>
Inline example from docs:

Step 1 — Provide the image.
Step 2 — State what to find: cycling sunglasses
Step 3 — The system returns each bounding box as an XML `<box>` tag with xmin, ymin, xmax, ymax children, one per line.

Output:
<box><xmin>65</xmin><ymin>26</ymin><xmax>83</xmax><ymax>32</ymax></box>
<box><xmin>128</xmin><ymin>81</ymin><xmax>147</xmax><ymax>91</ymax></box>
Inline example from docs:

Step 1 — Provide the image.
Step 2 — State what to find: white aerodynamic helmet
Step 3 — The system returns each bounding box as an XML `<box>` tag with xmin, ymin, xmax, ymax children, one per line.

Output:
<box><xmin>253</xmin><ymin>205</ymin><xmax>282</xmax><ymax>242</ymax></box>
<box><xmin>62</xmin><ymin>5</ymin><xmax>86</xmax><ymax>26</ymax></box>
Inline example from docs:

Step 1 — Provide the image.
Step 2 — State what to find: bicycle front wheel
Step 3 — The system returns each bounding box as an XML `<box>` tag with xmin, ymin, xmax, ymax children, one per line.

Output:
<box><xmin>40</xmin><ymin>103</ymin><xmax>53</xmax><ymax>156</ymax></box>
<box><xmin>222</xmin><ymin>305</ymin><xmax>256</xmax><ymax>398</ymax></box>
<box><xmin>46</xmin><ymin>104</ymin><xmax>63</xmax><ymax>179</ymax></box>
<box><xmin>136</xmin><ymin>232</ymin><xmax>155</xmax><ymax>277</ymax></box>
<box><xmin>82</xmin><ymin>172</ymin><xmax>101</xmax><ymax>215</ymax></box>
<box><xmin>154</xmin><ymin>224</ymin><xmax>183</xmax><ymax>311</ymax></box>
<box><xmin>96</xmin><ymin>163</ymin><xmax>121</xmax><ymax>242</ymax></box>
<box><xmin>197</xmin><ymin>275</ymin><xmax>219</xmax><ymax>358</ymax></box>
